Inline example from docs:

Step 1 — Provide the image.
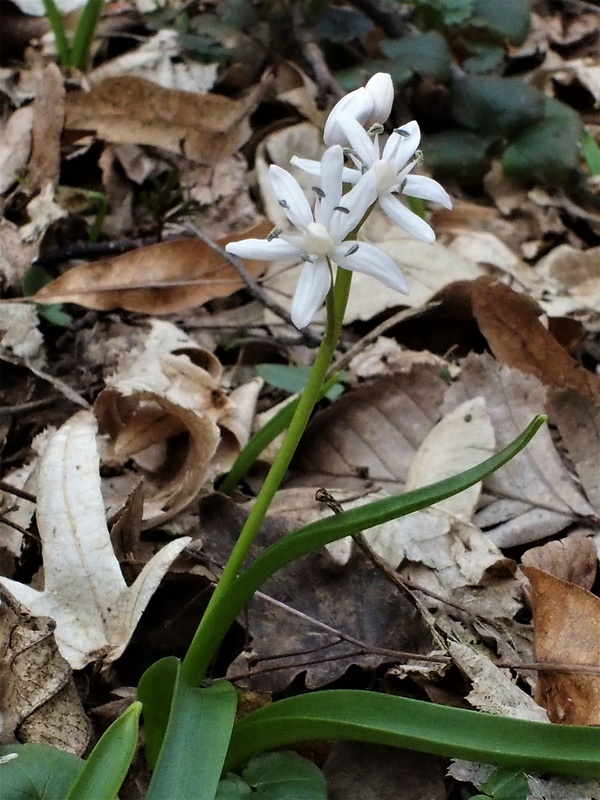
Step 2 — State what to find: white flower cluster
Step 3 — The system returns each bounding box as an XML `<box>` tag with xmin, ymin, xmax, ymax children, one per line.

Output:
<box><xmin>226</xmin><ymin>73</ymin><xmax>452</xmax><ymax>329</ymax></box>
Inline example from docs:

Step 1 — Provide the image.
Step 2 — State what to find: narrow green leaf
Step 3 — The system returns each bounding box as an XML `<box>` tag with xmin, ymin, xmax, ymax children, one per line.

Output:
<box><xmin>225</xmin><ymin>690</ymin><xmax>600</xmax><ymax>778</ymax></box>
<box><xmin>580</xmin><ymin>127</ymin><xmax>600</xmax><ymax>176</ymax></box>
<box><xmin>41</xmin><ymin>0</ymin><xmax>72</xmax><ymax>66</ymax></box>
<box><xmin>199</xmin><ymin>417</ymin><xmax>545</xmax><ymax>677</ymax></box>
<box><xmin>220</xmin><ymin>373</ymin><xmax>342</xmax><ymax>494</ymax></box>
<box><xmin>65</xmin><ymin>701</ymin><xmax>141</xmax><ymax>800</ymax></box>
<box><xmin>70</xmin><ymin>0</ymin><xmax>105</xmax><ymax>70</ymax></box>
<box><xmin>0</xmin><ymin>744</ymin><xmax>82</xmax><ymax>800</ymax></box>
<box><xmin>145</xmin><ymin>671</ymin><xmax>237</xmax><ymax>800</ymax></box>
<box><xmin>137</xmin><ymin>656</ymin><xmax>179</xmax><ymax>769</ymax></box>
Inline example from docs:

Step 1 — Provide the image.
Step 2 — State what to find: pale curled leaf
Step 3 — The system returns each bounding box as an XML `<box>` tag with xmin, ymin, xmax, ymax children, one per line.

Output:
<box><xmin>0</xmin><ymin>412</ymin><xmax>190</xmax><ymax>669</ymax></box>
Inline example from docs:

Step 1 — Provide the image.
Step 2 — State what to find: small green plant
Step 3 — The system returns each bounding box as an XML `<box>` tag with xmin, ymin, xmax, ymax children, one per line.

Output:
<box><xmin>4</xmin><ymin>73</ymin><xmax>600</xmax><ymax>800</ymax></box>
<box><xmin>42</xmin><ymin>0</ymin><xmax>104</xmax><ymax>70</ymax></box>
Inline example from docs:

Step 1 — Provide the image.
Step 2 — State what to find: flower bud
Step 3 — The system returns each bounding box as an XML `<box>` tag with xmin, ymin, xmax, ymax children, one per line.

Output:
<box><xmin>364</xmin><ymin>72</ymin><xmax>394</xmax><ymax>127</ymax></box>
<box><xmin>323</xmin><ymin>87</ymin><xmax>373</xmax><ymax>145</ymax></box>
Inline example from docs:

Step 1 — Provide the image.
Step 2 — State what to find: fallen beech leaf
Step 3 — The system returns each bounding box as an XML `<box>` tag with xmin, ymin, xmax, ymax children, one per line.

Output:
<box><xmin>0</xmin><ymin>412</ymin><xmax>190</xmax><ymax>669</ymax></box>
<box><xmin>536</xmin><ymin>244</ymin><xmax>600</xmax><ymax>316</ymax></box>
<box><xmin>444</xmin><ymin>354</ymin><xmax>595</xmax><ymax>547</ymax></box>
<box><xmin>24</xmin><ymin>63</ymin><xmax>64</xmax><ymax>193</ymax></box>
<box><xmin>471</xmin><ymin>278</ymin><xmax>600</xmax><ymax>403</ymax></box>
<box><xmin>522</xmin><ymin>532</ymin><xmax>597</xmax><ymax>590</ymax></box>
<box><xmin>31</xmin><ymin>223</ymin><xmax>271</xmax><ymax>313</ymax></box>
<box><xmin>523</xmin><ymin>565</ymin><xmax>600</xmax><ymax>725</ymax></box>
<box><xmin>0</xmin><ymin>605</ymin><xmax>91</xmax><ymax>753</ymax></box>
<box><xmin>0</xmin><ymin>105</ymin><xmax>33</xmax><ymax>194</ymax></box>
<box><xmin>547</xmin><ymin>388</ymin><xmax>600</xmax><ymax>514</ymax></box>
<box><xmin>65</xmin><ymin>76</ymin><xmax>264</xmax><ymax>164</ymax></box>
<box><xmin>292</xmin><ymin>365</ymin><xmax>448</xmax><ymax>491</ymax></box>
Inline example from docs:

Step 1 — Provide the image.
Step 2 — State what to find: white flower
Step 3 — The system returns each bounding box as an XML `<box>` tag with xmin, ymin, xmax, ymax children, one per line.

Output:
<box><xmin>293</xmin><ymin>117</ymin><xmax>452</xmax><ymax>244</ymax></box>
<box><xmin>225</xmin><ymin>145</ymin><xmax>408</xmax><ymax>329</ymax></box>
<box><xmin>324</xmin><ymin>73</ymin><xmax>394</xmax><ymax>147</ymax></box>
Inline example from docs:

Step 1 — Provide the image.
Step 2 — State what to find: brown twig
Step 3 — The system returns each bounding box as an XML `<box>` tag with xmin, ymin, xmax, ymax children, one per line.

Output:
<box><xmin>290</xmin><ymin>0</ymin><xmax>345</xmax><ymax>104</ymax></box>
<box><xmin>0</xmin><ymin>480</ymin><xmax>36</xmax><ymax>504</ymax></box>
<box><xmin>185</xmin><ymin>222</ymin><xmax>323</xmax><ymax>348</ymax></box>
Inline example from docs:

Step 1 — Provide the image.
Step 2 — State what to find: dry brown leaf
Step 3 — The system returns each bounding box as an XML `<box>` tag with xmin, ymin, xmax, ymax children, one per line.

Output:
<box><xmin>24</xmin><ymin>63</ymin><xmax>64</xmax><ymax>193</ymax></box>
<box><xmin>292</xmin><ymin>365</ymin><xmax>448</xmax><ymax>492</ymax></box>
<box><xmin>443</xmin><ymin>354</ymin><xmax>595</xmax><ymax>547</ymax></box>
<box><xmin>523</xmin><ymin>565</ymin><xmax>600</xmax><ymax>725</ymax></box>
<box><xmin>471</xmin><ymin>279</ymin><xmax>600</xmax><ymax>403</ymax></box>
<box><xmin>0</xmin><ymin>605</ymin><xmax>91</xmax><ymax>753</ymax></box>
<box><xmin>65</xmin><ymin>75</ymin><xmax>264</xmax><ymax>164</ymax></box>
<box><xmin>0</xmin><ymin>105</ymin><xmax>33</xmax><ymax>195</ymax></box>
<box><xmin>31</xmin><ymin>222</ymin><xmax>271</xmax><ymax>313</ymax></box>
<box><xmin>547</xmin><ymin>388</ymin><xmax>600</xmax><ymax>514</ymax></box>
<box><xmin>522</xmin><ymin>532</ymin><xmax>597</xmax><ymax>590</ymax></box>
<box><xmin>535</xmin><ymin>244</ymin><xmax>600</xmax><ymax>317</ymax></box>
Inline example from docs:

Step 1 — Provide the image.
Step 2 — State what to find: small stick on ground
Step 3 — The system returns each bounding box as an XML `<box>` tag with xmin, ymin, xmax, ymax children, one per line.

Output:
<box><xmin>290</xmin><ymin>0</ymin><xmax>345</xmax><ymax>104</ymax></box>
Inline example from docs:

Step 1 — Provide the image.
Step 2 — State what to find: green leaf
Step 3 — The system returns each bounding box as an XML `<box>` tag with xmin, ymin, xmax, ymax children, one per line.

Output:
<box><xmin>23</xmin><ymin>264</ymin><xmax>72</xmax><ymax>327</ymax></box>
<box><xmin>421</xmin><ymin>129</ymin><xmax>492</xmax><ymax>184</ymax></box>
<box><xmin>138</xmin><ymin>656</ymin><xmax>179</xmax><ymax>769</ymax></box>
<box><xmin>70</xmin><ymin>0</ymin><xmax>105</xmax><ymax>70</ymax></box>
<box><xmin>256</xmin><ymin>364</ymin><xmax>344</xmax><ymax>399</ymax></box>
<box><xmin>65</xmin><ymin>701</ymin><xmax>141</xmax><ymax>800</ymax></box>
<box><xmin>243</xmin><ymin>752</ymin><xmax>327</xmax><ymax>800</ymax></box>
<box><xmin>471</xmin><ymin>0</ymin><xmax>531</xmax><ymax>45</ymax></box>
<box><xmin>217</xmin><ymin>773</ymin><xmax>253</xmax><ymax>799</ymax></box>
<box><xmin>225</xmin><ymin>690</ymin><xmax>600</xmax><ymax>778</ymax></box>
<box><xmin>480</xmin><ymin>768</ymin><xmax>530</xmax><ymax>799</ymax></box>
<box><xmin>315</xmin><ymin>7</ymin><xmax>373</xmax><ymax>42</ymax></box>
<box><xmin>0</xmin><ymin>744</ymin><xmax>83</xmax><ymax>800</ymax></box>
<box><xmin>463</xmin><ymin>43</ymin><xmax>505</xmax><ymax>74</ymax></box>
<box><xmin>581</xmin><ymin>127</ymin><xmax>600</xmax><ymax>176</ymax></box>
<box><xmin>145</xmin><ymin>671</ymin><xmax>238</xmax><ymax>800</ymax></box>
<box><xmin>410</xmin><ymin>0</ymin><xmax>474</xmax><ymax>26</ymax></box>
<box><xmin>219</xmin><ymin>372</ymin><xmax>342</xmax><ymax>494</ymax></box>
<box><xmin>502</xmin><ymin>98</ymin><xmax>583</xmax><ymax>185</ymax></box>
<box><xmin>451</xmin><ymin>75</ymin><xmax>544</xmax><ymax>137</ymax></box>
<box><xmin>380</xmin><ymin>31</ymin><xmax>452</xmax><ymax>82</ymax></box>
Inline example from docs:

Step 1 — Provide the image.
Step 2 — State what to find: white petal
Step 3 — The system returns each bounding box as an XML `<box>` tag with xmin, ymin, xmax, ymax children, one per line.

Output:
<box><xmin>317</xmin><ymin>145</ymin><xmax>344</xmax><ymax>227</ymax></box>
<box><xmin>338</xmin><ymin>112</ymin><xmax>378</xmax><ymax>166</ymax></box>
<box><xmin>290</xmin><ymin>156</ymin><xmax>323</xmax><ymax>177</ymax></box>
<box><xmin>333</xmin><ymin>241</ymin><xmax>409</xmax><ymax>294</ymax></box>
<box><xmin>291</xmin><ymin>259</ymin><xmax>332</xmax><ymax>328</ymax></box>
<box><xmin>226</xmin><ymin>238</ymin><xmax>301</xmax><ymax>260</ymax></box>
<box><xmin>379</xmin><ymin>193</ymin><xmax>436</xmax><ymax>244</ymax></box>
<box><xmin>330</xmin><ymin>169</ymin><xmax>377</xmax><ymax>240</ymax></box>
<box><xmin>324</xmin><ymin>88</ymin><xmax>373</xmax><ymax>146</ymax></box>
<box><xmin>269</xmin><ymin>165</ymin><xmax>313</xmax><ymax>229</ymax></box>
<box><xmin>403</xmin><ymin>174</ymin><xmax>452</xmax><ymax>209</ymax></box>
<box><xmin>387</xmin><ymin>120</ymin><xmax>421</xmax><ymax>170</ymax></box>
<box><xmin>364</xmin><ymin>73</ymin><xmax>394</xmax><ymax>127</ymax></box>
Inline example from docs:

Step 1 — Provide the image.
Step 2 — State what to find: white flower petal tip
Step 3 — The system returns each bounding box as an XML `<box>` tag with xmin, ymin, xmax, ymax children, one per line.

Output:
<box><xmin>364</xmin><ymin>73</ymin><xmax>394</xmax><ymax>127</ymax></box>
<box><xmin>323</xmin><ymin>88</ymin><xmax>373</xmax><ymax>146</ymax></box>
<box><xmin>291</xmin><ymin>260</ymin><xmax>331</xmax><ymax>329</ymax></box>
<box><xmin>403</xmin><ymin>175</ymin><xmax>452</xmax><ymax>209</ymax></box>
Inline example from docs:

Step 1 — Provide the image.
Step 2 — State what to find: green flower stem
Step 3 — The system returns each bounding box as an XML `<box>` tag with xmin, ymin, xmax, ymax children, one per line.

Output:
<box><xmin>181</xmin><ymin>266</ymin><xmax>353</xmax><ymax>686</ymax></box>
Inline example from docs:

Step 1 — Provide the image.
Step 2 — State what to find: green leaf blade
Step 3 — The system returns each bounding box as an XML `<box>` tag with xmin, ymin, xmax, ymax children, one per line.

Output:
<box><xmin>226</xmin><ymin>690</ymin><xmax>600</xmax><ymax>779</ymax></box>
<box><xmin>65</xmin><ymin>701</ymin><xmax>141</xmax><ymax>800</ymax></box>
<box><xmin>0</xmin><ymin>744</ymin><xmax>82</xmax><ymax>800</ymax></box>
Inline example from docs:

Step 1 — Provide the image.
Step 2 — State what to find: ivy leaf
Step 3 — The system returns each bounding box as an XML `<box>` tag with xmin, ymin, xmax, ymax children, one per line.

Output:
<box><xmin>410</xmin><ymin>0</ymin><xmax>474</xmax><ymax>26</ymax></box>
<box><xmin>502</xmin><ymin>98</ymin><xmax>583</xmax><ymax>185</ymax></box>
<box><xmin>380</xmin><ymin>31</ymin><xmax>452</xmax><ymax>82</ymax></box>
<box><xmin>0</xmin><ymin>744</ymin><xmax>83</xmax><ymax>800</ymax></box>
<box><xmin>471</xmin><ymin>0</ymin><xmax>532</xmax><ymax>45</ymax></box>
<box><xmin>451</xmin><ymin>74</ymin><xmax>544</xmax><ymax>138</ymax></box>
<box><xmin>315</xmin><ymin>7</ymin><xmax>373</xmax><ymax>42</ymax></box>
<box><xmin>218</xmin><ymin>752</ymin><xmax>327</xmax><ymax>800</ymax></box>
<box><xmin>421</xmin><ymin>129</ymin><xmax>493</xmax><ymax>184</ymax></box>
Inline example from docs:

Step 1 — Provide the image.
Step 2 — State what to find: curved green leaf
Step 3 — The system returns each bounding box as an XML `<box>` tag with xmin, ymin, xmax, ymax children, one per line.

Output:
<box><xmin>138</xmin><ymin>656</ymin><xmax>180</xmax><ymax>769</ymax></box>
<box><xmin>225</xmin><ymin>690</ymin><xmax>600</xmax><ymax>778</ymax></box>
<box><xmin>65</xmin><ymin>701</ymin><xmax>141</xmax><ymax>800</ymax></box>
<box><xmin>145</xmin><ymin>669</ymin><xmax>237</xmax><ymax>800</ymax></box>
<box><xmin>186</xmin><ymin>416</ymin><xmax>545</xmax><ymax>681</ymax></box>
<box><xmin>0</xmin><ymin>744</ymin><xmax>82</xmax><ymax>800</ymax></box>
